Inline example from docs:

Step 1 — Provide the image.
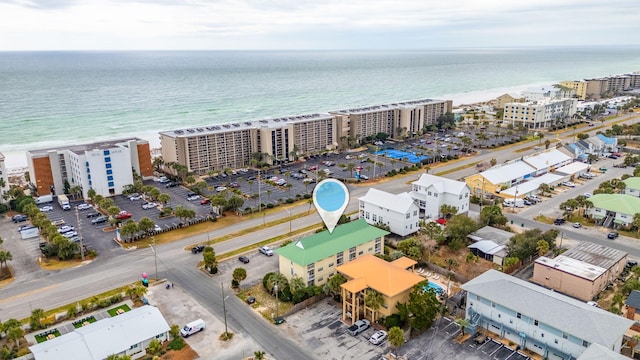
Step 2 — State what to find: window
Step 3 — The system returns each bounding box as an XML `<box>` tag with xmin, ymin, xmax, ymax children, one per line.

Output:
<box><xmin>107</xmin><ymin>175</ymin><xmax>114</xmax><ymax>181</ymax></box>
<box><xmin>108</xmin><ymin>181</ymin><xmax>114</xmax><ymax>187</ymax></box>
<box><xmin>104</xmin><ymin>157</ymin><xmax>111</xmax><ymax>163</ymax></box>
<box><xmin>428</xmin><ymin>191</ymin><xmax>432</xmax><ymax>196</ymax></box>
<box><xmin>554</xmin><ymin>339</ymin><xmax>558</xmax><ymax>344</ymax></box>
<box><xmin>365</xmin><ymin>212</ymin><xmax>370</xmax><ymax>220</ymax></box>
<box><xmin>534</xmin><ymin>320</ymin><xmax>538</xmax><ymax>326</ymax></box>
<box><xmin>358</xmin><ymin>250</ymin><xmax>363</xmax><ymax>255</ymax></box>
<box><xmin>562</xmin><ymin>332</ymin><xmax>568</xmax><ymax>339</ymax></box>
<box><xmin>318</xmin><ymin>267</ymin><xmax>323</xmax><ymax>272</ymax></box>
<box><xmin>105</xmin><ymin>163</ymin><xmax>112</xmax><ymax>169</ymax></box>
<box><xmin>582</xmin><ymin>340</ymin><xmax>589</xmax><ymax>347</ymax></box>
<box><xmin>406</xmin><ymin>213</ymin><xmax>410</xmax><ymax>219</ymax></box>
<box><xmin>372</xmin><ymin>214</ymin><xmax>377</xmax><ymax>222</ymax></box>
<box><xmin>106</xmin><ymin>169</ymin><xmax>113</xmax><ymax>175</ymax></box>
<box><xmin>516</xmin><ymin>313</ymin><xmax>522</xmax><ymax>319</ymax></box>
<box><xmin>329</xmin><ymin>262</ymin><xmax>334</xmax><ymax>267</ymax></box>
<box><xmin>103</xmin><ymin>150</ymin><xmax>110</xmax><ymax>155</ymax></box>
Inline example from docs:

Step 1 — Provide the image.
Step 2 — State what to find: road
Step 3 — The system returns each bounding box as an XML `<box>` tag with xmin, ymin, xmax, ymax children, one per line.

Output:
<box><xmin>1</xmin><ymin>112</ymin><xmax>639</xmax><ymax>358</ymax></box>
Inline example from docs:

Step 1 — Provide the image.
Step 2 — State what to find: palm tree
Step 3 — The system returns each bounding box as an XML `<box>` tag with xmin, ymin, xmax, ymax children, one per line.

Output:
<box><xmin>254</xmin><ymin>351</ymin><xmax>266</xmax><ymax>360</ymax></box>
<box><xmin>267</xmin><ymin>273</ymin><xmax>289</xmax><ymax>295</ymax></box>
<box><xmin>289</xmin><ymin>276</ymin><xmax>306</xmax><ymax>294</ymax></box>
<box><xmin>454</xmin><ymin>318</ymin><xmax>470</xmax><ymax>336</ymax></box>
<box><xmin>536</xmin><ymin>240</ymin><xmax>549</xmax><ymax>256</ymax></box>
<box><xmin>364</xmin><ymin>289</ymin><xmax>384</xmax><ymax>323</ymax></box>
<box><xmin>388</xmin><ymin>326</ymin><xmax>404</xmax><ymax>357</ymax></box>
<box><xmin>0</xmin><ymin>250</ymin><xmax>12</xmax><ymax>270</ymax></box>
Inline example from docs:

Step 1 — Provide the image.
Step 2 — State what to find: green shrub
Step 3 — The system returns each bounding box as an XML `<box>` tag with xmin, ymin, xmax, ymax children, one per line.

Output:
<box><xmin>286</xmin><ymin>198</ymin><xmax>294</xmax><ymax>204</ymax></box>
<box><xmin>266</xmin><ymin>204</ymin><xmax>274</xmax><ymax>209</ymax></box>
<box><xmin>384</xmin><ymin>314</ymin><xmax>406</xmax><ymax>329</ymax></box>
<box><xmin>303</xmin><ymin>194</ymin><xmax>311</xmax><ymax>199</ymax></box>
<box><xmin>110</xmin><ymin>294</ymin><xmax>122</xmax><ymax>304</ymax></box>
<box><xmin>167</xmin><ymin>337</ymin><xmax>185</xmax><ymax>351</ymax></box>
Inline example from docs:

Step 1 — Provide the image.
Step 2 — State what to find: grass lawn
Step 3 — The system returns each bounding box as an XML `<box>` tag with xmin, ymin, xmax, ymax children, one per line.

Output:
<box><xmin>238</xmin><ymin>284</ymin><xmax>293</xmax><ymax>321</ymax></box>
<box><xmin>34</xmin><ymin>329</ymin><xmax>61</xmax><ymax>343</ymax></box>
<box><xmin>107</xmin><ymin>304</ymin><xmax>132</xmax><ymax>317</ymax></box>
<box><xmin>72</xmin><ymin>316</ymin><xmax>97</xmax><ymax>329</ymax></box>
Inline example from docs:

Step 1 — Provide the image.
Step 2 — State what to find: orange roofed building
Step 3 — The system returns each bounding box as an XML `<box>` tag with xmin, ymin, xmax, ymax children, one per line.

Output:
<box><xmin>337</xmin><ymin>254</ymin><xmax>424</xmax><ymax>325</ymax></box>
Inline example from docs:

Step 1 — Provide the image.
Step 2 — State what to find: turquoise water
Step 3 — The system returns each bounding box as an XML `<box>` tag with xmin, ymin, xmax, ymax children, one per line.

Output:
<box><xmin>424</xmin><ymin>282</ymin><xmax>445</xmax><ymax>295</ymax></box>
<box><xmin>1</xmin><ymin>47</ymin><xmax>640</xmax><ymax>167</ymax></box>
<box><xmin>374</xmin><ymin>149</ymin><xmax>429</xmax><ymax>164</ymax></box>
<box><xmin>315</xmin><ymin>182</ymin><xmax>346</xmax><ymax>212</ymax></box>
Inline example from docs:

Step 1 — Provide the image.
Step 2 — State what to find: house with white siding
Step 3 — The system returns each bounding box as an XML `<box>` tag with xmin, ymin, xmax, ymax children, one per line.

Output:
<box><xmin>359</xmin><ymin>188</ymin><xmax>420</xmax><ymax>237</ymax></box>
<box><xmin>409</xmin><ymin>174</ymin><xmax>470</xmax><ymax>220</ymax></box>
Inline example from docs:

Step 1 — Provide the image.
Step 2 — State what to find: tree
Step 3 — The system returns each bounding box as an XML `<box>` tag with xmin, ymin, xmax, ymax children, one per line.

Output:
<box><xmin>254</xmin><ymin>351</ymin><xmax>266</xmax><ymax>360</ymax></box>
<box><xmin>479</xmin><ymin>205</ymin><xmax>507</xmax><ymax>227</ymax></box>
<box><xmin>232</xmin><ymin>267</ymin><xmax>247</xmax><ymax>287</ymax></box>
<box><xmin>0</xmin><ymin>250</ymin><xmax>12</xmax><ymax>270</ymax></box>
<box><xmin>138</xmin><ymin>217</ymin><xmax>155</xmax><ymax>234</ymax></box>
<box><xmin>397</xmin><ymin>237</ymin><xmax>424</xmax><ymax>260</ymax></box>
<box><xmin>454</xmin><ymin>318</ymin><xmax>470</xmax><ymax>336</ymax></box>
<box><xmin>2</xmin><ymin>318</ymin><xmax>23</xmax><ymax>348</ymax></box>
<box><xmin>388</xmin><ymin>326</ymin><xmax>404</xmax><ymax>357</ymax></box>
<box><xmin>106</xmin><ymin>355</ymin><xmax>132</xmax><ymax>360</ymax></box>
<box><xmin>266</xmin><ymin>273</ymin><xmax>289</xmax><ymax>294</ymax></box>
<box><xmin>445</xmin><ymin>214</ymin><xmax>479</xmax><ymax>251</ymax></box>
<box><xmin>536</xmin><ymin>240</ymin><xmax>550</xmax><ymax>256</ymax></box>
<box><xmin>227</xmin><ymin>195</ymin><xmax>245</xmax><ymax>212</ymax></box>
<box><xmin>119</xmin><ymin>220</ymin><xmax>139</xmax><ymax>242</ymax></box>
<box><xmin>364</xmin><ymin>289</ymin><xmax>385</xmax><ymax>322</ymax></box>
<box><xmin>203</xmin><ymin>246</ymin><xmax>218</xmax><ymax>274</ymax></box>
<box><xmin>489</xmin><ymin>158</ymin><xmax>497</xmax><ymax>166</ymax></box>
<box><xmin>147</xmin><ymin>339</ymin><xmax>162</xmax><ymax>356</ymax></box>
<box><xmin>157</xmin><ymin>193</ymin><xmax>171</xmax><ymax>205</ymax></box>
<box><xmin>30</xmin><ymin>308</ymin><xmax>45</xmax><ymax>330</ymax></box>
<box><xmin>439</xmin><ymin>204</ymin><xmax>458</xmax><ymax>219</ymax></box>
<box><xmin>406</xmin><ymin>281</ymin><xmax>440</xmax><ymax>331</ymax></box>
<box><xmin>289</xmin><ymin>276</ymin><xmax>306</xmax><ymax>295</ymax></box>
<box><xmin>538</xmin><ymin>183</ymin><xmax>550</xmax><ymax>196</ymax></box>
<box><xmin>324</xmin><ymin>273</ymin><xmax>346</xmax><ymax>297</ymax></box>
<box><xmin>544</xmin><ymin>139</ymin><xmax>551</xmax><ymax>149</ymax></box>
<box><xmin>508</xmin><ymin>229</ymin><xmax>558</xmax><ymax>261</ymax></box>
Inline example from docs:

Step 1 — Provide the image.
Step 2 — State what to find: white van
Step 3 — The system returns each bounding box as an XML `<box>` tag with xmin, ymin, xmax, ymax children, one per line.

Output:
<box><xmin>180</xmin><ymin>319</ymin><xmax>205</xmax><ymax>337</ymax></box>
<box><xmin>503</xmin><ymin>199</ymin><xmax>524</xmax><ymax>208</ymax></box>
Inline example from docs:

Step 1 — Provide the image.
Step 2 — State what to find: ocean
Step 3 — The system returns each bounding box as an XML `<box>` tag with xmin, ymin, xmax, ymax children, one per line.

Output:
<box><xmin>1</xmin><ymin>47</ymin><xmax>640</xmax><ymax>169</ymax></box>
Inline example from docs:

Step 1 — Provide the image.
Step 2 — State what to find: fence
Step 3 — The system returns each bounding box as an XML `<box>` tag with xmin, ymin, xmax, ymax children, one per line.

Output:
<box><xmin>283</xmin><ymin>294</ymin><xmax>327</xmax><ymax>317</ymax></box>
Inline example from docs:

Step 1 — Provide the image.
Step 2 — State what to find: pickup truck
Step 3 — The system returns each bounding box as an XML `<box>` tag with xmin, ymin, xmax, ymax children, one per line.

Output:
<box><xmin>347</xmin><ymin>319</ymin><xmax>370</xmax><ymax>336</ymax></box>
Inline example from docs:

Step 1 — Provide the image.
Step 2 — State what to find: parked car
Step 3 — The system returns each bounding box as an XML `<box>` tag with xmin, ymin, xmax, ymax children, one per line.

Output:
<box><xmin>608</xmin><ymin>232</ymin><xmax>619</xmax><ymax>239</ymax></box>
<box><xmin>347</xmin><ymin>319</ymin><xmax>370</xmax><ymax>336</ymax></box>
<box><xmin>584</xmin><ymin>193</ymin><xmax>592</xmax><ymax>198</ymax></box>
<box><xmin>57</xmin><ymin>225</ymin><xmax>75</xmax><ymax>232</ymax></box>
<box><xmin>238</xmin><ymin>256</ymin><xmax>250</xmax><ymax>264</ymax></box>
<box><xmin>187</xmin><ymin>194</ymin><xmax>200</xmax><ymax>201</ymax></box>
<box><xmin>561</xmin><ymin>181</ymin><xmax>576</xmax><ymax>187</ymax></box>
<box><xmin>200</xmin><ymin>198</ymin><xmax>210</xmax><ymax>205</ymax></box>
<box><xmin>128</xmin><ymin>194</ymin><xmax>142</xmax><ymax>201</ymax></box>
<box><xmin>359</xmin><ymin>174</ymin><xmax>369</xmax><ymax>180</ymax></box>
<box><xmin>259</xmin><ymin>246</ymin><xmax>274</xmax><ymax>256</ymax></box>
<box><xmin>368</xmin><ymin>330</ymin><xmax>388</xmax><ymax>345</ymax></box>
<box><xmin>62</xmin><ymin>231</ymin><xmax>78</xmax><ymax>238</ymax></box>
<box><xmin>215</xmin><ymin>186</ymin><xmax>227</xmax><ymax>192</ymax></box>
<box><xmin>554</xmin><ymin>218</ymin><xmax>566</xmax><ymax>225</ymax></box>
<box><xmin>164</xmin><ymin>182</ymin><xmax>178</xmax><ymax>188</ymax></box>
<box><xmin>473</xmin><ymin>334</ymin><xmax>490</xmax><ymax>345</ymax></box>
<box><xmin>246</xmin><ymin>296</ymin><xmax>256</xmax><ymax>305</ymax></box>
<box><xmin>13</xmin><ymin>214</ymin><xmax>28</xmax><ymax>223</ymax></box>
<box><xmin>142</xmin><ymin>202</ymin><xmax>157</xmax><ymax>210</ymax></box>
<box><xmin>274</xmin><ymin>316</ymin><xmax>285</xmax><ymax>325</ymax></box>
<box><xmin>86</xmin><ymin>212</ymin><xmax>101</xmax><ymax>218</ymax></box>
<box><xmin>39</xmin><ymin>205</ymin><xmax>54</xmax><ymax>212</ymax></box>
<box><xmin>191</xmin><ymin>245</ymin><xmax>205</xmax><ymax>254</ymax></box>
<box><xmin>77</xmin><ymin>203</ymin><xmax>93</xmax><ymax>210</ymax></box>
<box><xmin>573</xmin><ymin>222</ymin><xmax>582</xmax><ymax>228</ymax></box>
<box><xmin>115</xmin><ymin>211</ymin><xmax>132</xmax><ymax>220</ymax></box>
<box><xmin>91</xmin><ymin>216</ymin><xmax>108</xmax><ymax>225</ymax></box>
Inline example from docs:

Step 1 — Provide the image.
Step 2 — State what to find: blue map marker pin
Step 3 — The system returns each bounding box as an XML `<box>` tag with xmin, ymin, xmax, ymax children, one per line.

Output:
<box><xmin>313</xmin><ymin>179</ymin><xmax>349</xmax><ymax>234</ymax></box>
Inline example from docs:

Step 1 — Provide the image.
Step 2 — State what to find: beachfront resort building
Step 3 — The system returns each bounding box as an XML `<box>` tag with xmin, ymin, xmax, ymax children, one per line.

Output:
<box><xmin>531</xmin><ymin>242</ymin><xmax>627</xmax><ymax>302</ymax></box>
<box><xmin>161</xmin><ymin>98</ymin><xmax>452</xmax><ymax>174</ymax></box>
<box><xmin>337</xmin><ymin>254</ymin><xmax>424</xmax><ymax>325</ymax></box>
<box><xmin>29</xmin><ymin>305</ymin><xmax>170</xmax><ymax>360</ymax></box>
<box><xmin>274</xmin><ymin>219</ymin><xmax>388</xmax><ymax>287</ymax></box>
<box><xmin>358</xmin><ymin>188</ymin><xmax>420</xmax><ymax>237</ymax></box>
<box><xmin>492</xmin><ymin>94</ymin><xmax>524</xmax><ymax>110</ymax></box>
<box><xmin>560</xmin><ymin>81</ymin><xmax>588</xmax><ymax>100</ymax></box>
<box><xmin>522</xmin><ymin>86</ymin><xmax>575</xmax><ymax>102</ymax></box>
<box><xmin>408</xmin><ymin>173</ymin><xmax>470</xmax><ymax>220</ymax></box>
<box><xmin>503</xmin><ymin>98</ymin><xmax>578</xmax><ymax>129</ymax></box>
<box><xmin>26</xmin><ymin>138</ymin><xmax>153</xmax><ymax>198</ymax></box>
<box><xmin>462</xmin><ymin>270</ymin><xmax>632</xmax><ymax>360</ymax></box>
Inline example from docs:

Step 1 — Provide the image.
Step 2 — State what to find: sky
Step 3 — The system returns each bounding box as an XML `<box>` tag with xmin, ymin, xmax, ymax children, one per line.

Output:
<box><xmin>0</xmin><ymin>0</ymin><xmax>639</xmax><ymax>50</ymax></box>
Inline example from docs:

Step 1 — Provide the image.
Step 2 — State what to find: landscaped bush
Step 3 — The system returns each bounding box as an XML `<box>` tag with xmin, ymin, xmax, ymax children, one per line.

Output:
<box><xmin>286</xmin><ymin>198</ymin><xmax>294</xmax><ymax>204</ymax></box>
<box><xmin>384</xmin><ymin>314</ymin><xmax>406</xmax><ymax>329</ymax></box>
<box><xmin>303</xmin><ymin>194</ymin><xmax>311</xmax><ymax>199</ymax></box>
<box><xmin>167</xmin><ymin>337</ymin><xmax>185</xmax><ymax>351</ymax></box>
<box><xmin>266</xmin><ymin>203</ymin><xmax>274</xmax><ymax>209</ymax></box>
<box><xmin>110</xmin><ymin>294</ymin><xmax>122</xmax><ymax>304</ymax></box>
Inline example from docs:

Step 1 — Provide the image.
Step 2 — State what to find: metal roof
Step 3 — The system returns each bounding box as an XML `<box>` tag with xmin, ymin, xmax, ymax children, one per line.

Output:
<box><xmin>523</xmin><ymin>149</ymin><xmax>572</xmax><ymax>170</ymax></box>
<box><xmin>462</xmin><ymin>270</ymin><xmax>633</xmax><ymax>348</ymax></box>
<box><xmin>589</xmin><ymin>193</ymin><xmax>640</xmax><ymax>216</ymax></box>
<box><xmin>412</xmin><ymin>173</ymin><xmax>468</xmax><ymax>195</ymax></box>
<box><xmin>481</xmin><ymin>162</ymin><xmax>536</xmax><ymax>185</ymax></box>
<box><xmin>359</xmin><ymin>188</ymin><xmax>418</xmax><ymax>214</ymax></box>
<box><xmin>625</xmin><ymin>290</ymin><xmax>640</xmax><ymax>309</ymax></box>
<box><xmin>577</xmin><ymin>343</ymin><xmax>630</xmax><ymax>360</ymax></box>
<box><xmin>562</xmin><ymin>242</ymin><xmax>627</xmax><ymax>270</ymax></box>
<box><xmin>623</xmin><ymin>177</ymin><xmax>640</xmax><ymax>190</ymax></box>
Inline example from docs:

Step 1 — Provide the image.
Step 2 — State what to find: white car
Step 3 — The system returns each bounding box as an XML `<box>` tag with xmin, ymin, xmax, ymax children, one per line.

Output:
<box><xmin>39</xmin><ymin>205</ymin><xmax>54</xmax><ymax>212</ymax></box>
<box><xmin>259</xmin><ymin>246</ymin><xmax>274</xmax><ymax>256</ymax></box>
<box><xmin>62</xmin><ymin>231</ymin><xmax>78</xmax><ymax>238</ymax></box>
<box><xmin>154</xmin><ymin>224</ymin><xmax>162</xmax><ymax>232</ymax></box>
<box><xmin>142</xmin><ymin>202</ymin><xmax>157</xmax><ymax>210</ymax></box>
<box><xmin>583</xmin><ymin>193</ymin><xmax>592</xmax><ymax>198</ymax></box>
<box><xmin>369</xmin><ymin>330</ymin><xmax>388</xmax><ymax>345</ymax></box>
<box><xmin>215</xmin><ymin>186</ymin><xmax>227</xmax><ymax>192</ymax></box>
<box><xmin>58</xmin><ymin>225</ymin><xmax>75</xmax><ymax>233</ymax></box>
<box><xmin>129</xmin><ymin>194</ymin><xmax>143</xmax><ymax>201</ymax></box>
<box><xmin>561</xmin><ymin>181</ymin><xmax>576</xmax><ymax>188</ymax></box>
<box><xmin>77</xmin><ymin>203</ymin><xmax>93</xmax><ymax>210</ymax></box>
<box><xmin>187</xmin><ymin>195</ymin><xmax>201</xmax><ymax>201</ymax></box>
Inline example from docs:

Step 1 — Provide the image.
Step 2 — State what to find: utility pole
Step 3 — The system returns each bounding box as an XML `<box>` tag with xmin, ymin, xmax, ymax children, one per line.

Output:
<box><xmin>258</xmin><ymin>169</ymin><xmax>262</xmax><ymax>213</ymax></box>
<box><xmin>150</xmin><ymin>237</ymin><xmax>158</xmax><ymax>280</ymax></box>
<box><xmin>75</xmin><ymin>207</ymin><xmax>84</xmax><ymax>260</ymax></box>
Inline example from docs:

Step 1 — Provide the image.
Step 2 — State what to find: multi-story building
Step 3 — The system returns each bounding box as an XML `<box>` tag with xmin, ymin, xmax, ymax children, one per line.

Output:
<box><xmin>503</xmin><ymin>99</ymin><xmax>577</xmax><ymax>129</ymax></box>
<box><xmin>0</xmin><ymin>152</ymin><xmax>7</xmax><ymax>201</ymax></box>
<box><xmin>585</xmin><ymin>78</ymin><xmax>609</xmax><ymax>100</ymax></box>
<box><xmin>26</xmin><ymin>138</ymin><xmax>152</xmax><ymax>198</ymax></box>
<box><xmin>331</xmin><ymin>99</ymin><xmax>452</xmax><ymax>141</ymax></box>
<box><xmin>627</xmin><ymin>72</ymin><xmax>640</xmax><ymax>89</ymax></box>
<box><xmin>531</xmin><ymin>242</ymin><xmax>627</xmax><ymax>302</ymax></box>
<box><xmin>358</xmin><ymin>188</ymin><xmax>420</xmax><ymax>237</ymax></box>
<box><xmin>462</xmin><ymin>270</ymin><xmax>632</xmax><ymax>360</ymax></box>
<box><xmin>623</xmin><ymin>177</ymin><xmax>640</xmax><ymax>197</ymax></box>
<box><xmin>161</xmin><ymin>98</ymin><xmax>451</xmax><ymax>174</ymax></box>
<box><xmin>588</xmin><ymin>193</ymin><xmax>640</xmax><ymax>228</ymax></box>
<box><xmin>606</xmin><ymin>75</ymin><xmax>632</xmax><ymax>94</ymax></box>
<box><xmin>559</xmin><ymin>81</ymin><xmax>588</xmax><ymax>100</ymax></box>
<box><xmin>409</xmin><ymin>174</ymin><xmax>470</xmax><ymax>220</ymax></box>
<box><xmin>493</xmin><ymin>94</ymin><xmax>525</xmax><ymax>110</ymax></box>
<box><xmin>337</xmin><ymin>254</ymin><xmax>424</xmax><ymax>325</ymax></box>
<box><xmin>522</xmin><ymin>86</ymin><xmax>575</xmax><ymax>102</ymax></box>
<box><xmin>274</xmin><ymin>219</ymin><xmax>388</xmax><ymax>287</ymax></box>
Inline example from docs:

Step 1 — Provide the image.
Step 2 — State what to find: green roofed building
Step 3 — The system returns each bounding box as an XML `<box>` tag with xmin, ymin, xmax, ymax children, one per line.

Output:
<box><xmin>275</xmin><ymin>219</ymin><xmax>389</xmax><ymax>287</ymax></box>
<box><xmin>623</xmin><ymin>177</ymin><xmax>640</xmax><ymax>198</ymax></box>
<box><xmin>588</xmin><ymin>193</ymin><xmax>640</xmax><ymax>228</ymax></box>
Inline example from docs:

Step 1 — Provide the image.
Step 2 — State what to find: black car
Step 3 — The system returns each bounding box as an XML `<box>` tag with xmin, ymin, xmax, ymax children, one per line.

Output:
<box><xmin>86</xmin><ymin>212</ymin><xmax>101</xmax><ymax>218</ymax></box>
<box><xmin>191</xmin><ymin>245</ymin><xmax>205</xmax><ymax>254</ymax></box>
<box><xmin>554</xmin><ymin>218</ymin><xmax>566</xmax><ymax>225</ymax></box>
<box><xmin>608</xmin><ymin>232</ymin><xmax>619</xmax><ymax>239</ymax></box>
<box><xmin>91</xmin><ymin>216</ymin><xmax>108</xmax><ymax>225</ymax></box>
<box><xmin>164</xmin><ymin>181</ymin><xmax>178</xmax><ymax>188</ymax></box>
<box><xmin>246</xmin><ymin>296</ymin><xmax>256</xmax><ymax>305</ymax></box>
<box><xmin>238</xmin><ymin>256</ymin><xmax>250</xmax><ymax>264</ymax></box>
<box><xmin>12</xmin><ymin>214</ymin><xmax>28</xmax><ymax>223</ymax></box>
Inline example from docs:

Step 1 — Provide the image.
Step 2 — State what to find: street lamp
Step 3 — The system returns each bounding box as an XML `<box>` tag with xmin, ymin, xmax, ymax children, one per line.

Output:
<box><xmin>285</xmin><ymin>209</ymin><xmax>292</xmax><ymax>234</ymax></box>
<box><xmin>475</xmin><ymin>178</ymin><xmax>485</xmax><ymax>214</ymax></box>
<box><xmin>149</xmin><ymin>237</ymin><xmax>158</xmax><ymax>280</ymax></box>
<box><xmin>221</xmin><ymin>282</ymin><xmax>229</xmax><ymax>336</ymax></box>
<box><xmin>274</xmin><ymin>283</ymin><xmax>279</xmax><ymax>319</ymax></box>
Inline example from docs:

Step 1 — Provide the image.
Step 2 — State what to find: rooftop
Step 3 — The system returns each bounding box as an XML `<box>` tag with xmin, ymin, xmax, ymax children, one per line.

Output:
<box><xmin>274</xmin><ymin>219</ymin><xmax>389</xmax><ymax>266</ymax></box>
<box><xmin>468</xmin><ymin>226</ymin><xmax>514</xmax><ymax>246</ymax></box>
<box><xmin>337</xmin><ymin>254</ymin><xmax>425</xmax><ymax>297</ymax></box>
<box><xmin>481</xmin><ymin>161</ymin><xmax>536</xmax><ymax>185</ymax></box>
<box><xmin>554</xmin><ymin>161</ymin><xmax>590</xmax><ymax>175</ymax></box>
<box><xmin>577</xmin><ymin>343</ymin><xmax>630</xmax><ymax>360</ymax></box>
<box><xmin>412</xmin><ymin>173</ymin><xmax>468</xmax><ymax>195</ymax></box>
<box><xmin>523</xmin><ymin>149</ymin><xmax>572</xmax><ymax>170</ymax></box>
<box><xmin>27</xmin><ymin>138</ymin><xmax>147</xmax><ymax>157</ymax></box>
<box><xmin>535</xmin><ymin>255</ymin><xmax>608</xmax><ymax>281</ymax></box>
<box><xmin>359</xmin><ymin>188</ymin><xmax>418</xmax><ymax>214</ymax></box>
<box><xmin>159</xmin><ymin>113</ymin><xmax>334</xmax><ymax>138</ymax></box>
<box><xmin>561</xmin><ymin>242</ymin><xmax>627</xmax><ymax>270</ymax></box>
<box><xmin>331</xmin><ymin>98</ymin><xmax>447</xmax><ymax>115</ymax></box>
<box><xmin>500</xmin><ymin>173</ymin><xmax>564</xmax><ymax>197</ymax></box>
<box><xmin>589</xmin><ymin>193</ymin><xmax>640</xmax><ymax>216</ymax></box>
<box><xmin>623</xmin><ymin>177</ymin><xmax>640</xmax><ymax>190</ymax></box>
<box><xmin>462</xmin><ymin>270</ymin><xmax>633</xmax><ymax>348</ymax></box>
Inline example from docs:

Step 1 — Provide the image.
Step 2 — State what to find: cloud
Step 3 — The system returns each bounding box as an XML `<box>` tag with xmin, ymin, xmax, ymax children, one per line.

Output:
<box><xmin>0</xmin><ymin>0</ymin><xmax>638</xmax><ymax>50</ymax></box>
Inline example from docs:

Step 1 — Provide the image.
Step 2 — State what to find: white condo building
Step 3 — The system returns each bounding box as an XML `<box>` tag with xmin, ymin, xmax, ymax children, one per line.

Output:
<box><xmin>0</xmin><ymin>152</ymin><xmax>7</xmax><ymax>202</ymax></box>
<box><xmin>503</xmin><ymin>99</ymin><xmax>578</xmax><ymax>129</ymax></box>
<box><xmin>358</xmin><ymin>188</ymin><xmax>420</xmax><ymax>237</ymax></box>
<box><xmin>409</xmin><ymin>174</ymin><xmax>470</xmax><ymax>220</ymax></box>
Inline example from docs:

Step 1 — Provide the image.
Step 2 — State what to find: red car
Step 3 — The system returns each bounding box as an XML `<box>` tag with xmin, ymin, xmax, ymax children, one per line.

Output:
<box><xmin>200</xmin><ymin>198</ymin><xmax>210</xmax><ymax>205</ymax></box>
<box><xmin>115</xmin><ymin>211</ymin><xmax>132</xmax><ymax>220</ymax></box>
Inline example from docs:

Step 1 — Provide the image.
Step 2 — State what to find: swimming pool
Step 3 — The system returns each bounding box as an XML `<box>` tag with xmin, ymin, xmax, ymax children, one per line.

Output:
<box><xmin>423</xmin><ymin>282</ymin><xmax>445</xmax><ymax>295</ymax></box>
